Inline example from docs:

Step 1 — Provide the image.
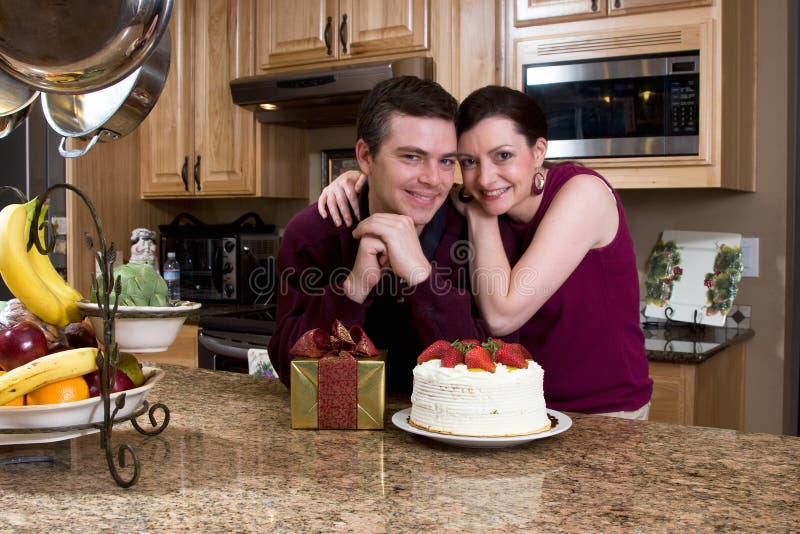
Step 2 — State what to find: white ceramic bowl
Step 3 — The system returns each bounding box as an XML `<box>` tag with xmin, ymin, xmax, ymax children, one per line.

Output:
<box><xmin>0</xmin><ymin>366</ymin><xmax>165</xmax><ymax>445</ymax></box>
<box><xmin>77</xmin><ymin>301</ymin><xmax>201</xmax><ymax>353</ymax></box>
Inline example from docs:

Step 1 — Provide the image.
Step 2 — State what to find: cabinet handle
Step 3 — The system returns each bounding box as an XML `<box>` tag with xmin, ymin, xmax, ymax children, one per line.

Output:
<box><xmin>614</xmin><ymin>0</ymin><xmax>622</xmax><ymax>8</ymax></box>
<box><xmin>591</xmin><ymin>0</ymin><xmax>598</xmax><ymax>11</ymax></box>
<box><xmin>180</xmin><ymin>156</ymin><xmax>189</xmax><ymax>191</ymax></box>
<box><xmin>193</xmin><ymin>155</ymin><xmax>201</xmax><ymax>192</ymax></box>
<box><xmin>324</xmin><ymin>16</ymin><xmax>332</xmax><ymax>56</ymax></box>
<box><xmin>339</xmin><ymin>14</ymin><xmax>348</xmax><ymax>54</ymax></box>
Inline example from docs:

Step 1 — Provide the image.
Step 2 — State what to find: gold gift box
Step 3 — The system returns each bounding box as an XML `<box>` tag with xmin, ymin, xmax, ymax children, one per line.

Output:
<box><xmin>290</xmin><ymin>353</ymin><xmax>385</xmax><ymax>429</ymax></box>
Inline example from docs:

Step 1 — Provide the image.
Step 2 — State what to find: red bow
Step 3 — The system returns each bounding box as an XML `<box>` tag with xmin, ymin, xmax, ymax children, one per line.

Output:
<box><xmin>289</xmin><ymin>319</ymin><xmax>379</xmax><ymax>359</ymax></box>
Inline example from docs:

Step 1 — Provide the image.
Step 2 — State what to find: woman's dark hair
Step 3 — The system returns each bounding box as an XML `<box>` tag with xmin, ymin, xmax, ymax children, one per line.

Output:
<box><xmin>457</xmin><ymin>85</ymin><xmax>548</xmax><ymax>147</ymax></box>
<box><xmin>357</xmin><ymin>76</ymin><xmax>458</xmax><ymax>155</ymax></box>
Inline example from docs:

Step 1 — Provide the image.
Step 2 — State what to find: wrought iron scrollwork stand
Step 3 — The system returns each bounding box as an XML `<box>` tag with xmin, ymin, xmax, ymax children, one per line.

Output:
<box><xmin>0</xmin><ymin>184</ymin><xmax>170</xmax><ymax>488</ymax></box>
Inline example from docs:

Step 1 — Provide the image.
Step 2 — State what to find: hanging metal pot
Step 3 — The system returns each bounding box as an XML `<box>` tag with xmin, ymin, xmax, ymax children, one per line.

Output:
<box><xmin>41</xmin><ymin>28</ymin><xmax>171</xmax><ymax>158</ymax></box>
<box><xmin>0</xmin><ymin>68</ymin><xmax>38</xmax><ymax>138</ymax></box>
<box><xmin>0</xmin><ymin>0</ymin><xmax>173</xmax><ymax>95</ymax></box>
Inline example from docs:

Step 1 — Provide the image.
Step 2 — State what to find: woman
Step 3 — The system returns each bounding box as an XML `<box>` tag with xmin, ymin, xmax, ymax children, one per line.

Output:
<box><xmin>319</xmin><ymin>86</ymin><xmax>652</xmax><ymax>419</ymax></box>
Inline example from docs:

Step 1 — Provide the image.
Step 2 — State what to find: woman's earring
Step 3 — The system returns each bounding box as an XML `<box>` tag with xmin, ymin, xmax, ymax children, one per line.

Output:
<box><xmin>532</xmin><ymin>167</ymin><xmax>546</xmax><ymax>195</ymax></box>
<box><xmin>457</xmin><ymin>186</ymin><xmax>474</xmax><ymax>203</ymax></box>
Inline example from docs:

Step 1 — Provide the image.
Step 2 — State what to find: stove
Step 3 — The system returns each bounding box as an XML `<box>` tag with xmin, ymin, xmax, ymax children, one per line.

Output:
<box><xmin>197</xmin><ymin>306</ymin><xmax>276</xmax><ymax>374</ymax></box>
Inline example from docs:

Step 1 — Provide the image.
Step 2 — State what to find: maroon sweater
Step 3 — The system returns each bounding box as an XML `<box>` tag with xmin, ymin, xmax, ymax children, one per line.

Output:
<box><xmin>268</xmin><ymin>191</ymin><xmax>517</xmax><ymax>392</ymax></box>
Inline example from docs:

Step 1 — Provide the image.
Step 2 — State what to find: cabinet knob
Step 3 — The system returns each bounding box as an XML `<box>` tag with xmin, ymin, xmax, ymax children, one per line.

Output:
<box><xmin>591</xmin><ymin>0</ymin><xmax>599</xmax><ymax>11</ymax></box>
<box><xmin>339</xmin><ymin>14</ymin><xmax>348</xmax><ymax>54</ymax></box>
<box><xmin>324</xmin><ymin>16</ymin><xmax>332</xmax><ymax>56</ymax></box>
<box><xmin>614</xmin><ymin>0</ymin><xmax>622</xmax><ymax>8</ymax></box>
<box><xmin>193</xmin><ymin>155</ymin><xmax>201</xmax><ymax>191</ymax></box>
<box><xmin>180</xmin><ymin>156</ymin><xmax>189</xmax><ymax>191</ymax></box>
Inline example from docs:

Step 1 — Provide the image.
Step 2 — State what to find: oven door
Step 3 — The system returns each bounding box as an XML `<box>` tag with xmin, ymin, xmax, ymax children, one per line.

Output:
<box><xmin>197</xmin><ymin>329</ymin><xmax>271</xmax><ymax>373</ymax></box>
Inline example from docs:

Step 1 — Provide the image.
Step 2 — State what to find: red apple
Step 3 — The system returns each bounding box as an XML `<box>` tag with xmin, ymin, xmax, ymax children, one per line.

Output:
<box><xmin>84</xmin><ymin>369</ymin><xmax>136</xmax><ymax>397</ymax></box>
<box><xmin>0</xmin><ymin>321</ymin><xmax>49</xmax><ymax>371</ymax></box>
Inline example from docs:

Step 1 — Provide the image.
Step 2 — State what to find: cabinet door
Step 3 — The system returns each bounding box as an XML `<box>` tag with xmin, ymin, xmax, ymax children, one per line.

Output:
<box><xmin>257</xmin><ymin>0</ymin><xmax>339</xmax><ymax>70</ymax></box>
<box><xmin>140</xmin><ymin>0</ymin><xmax>195</xmax><ymax>197</ymax></box>
<box><xmin>341</xmin><ymin>0</ymin><xmax>428</xmax><ymax>59</ymax></box>
<box><xmin>193</xmin><ymin>0</ymin><xmax>257</xmax><ymax>195</ymax></box>
<box><xmin>514</xmin><ymin>0</ymin><xmax>606</xmax><ymax>27</ymax></box>
<box><xmin>609</xmin><ymin>0</ymin><xmax>712</xmax><ymax>17</ymax></box>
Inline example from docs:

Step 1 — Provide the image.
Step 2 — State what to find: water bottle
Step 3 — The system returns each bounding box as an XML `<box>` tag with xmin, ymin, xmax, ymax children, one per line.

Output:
<box><xmin>163</xmin><ymin>252</ymin><xmax>181</xmax><ymax>301</ymax></box>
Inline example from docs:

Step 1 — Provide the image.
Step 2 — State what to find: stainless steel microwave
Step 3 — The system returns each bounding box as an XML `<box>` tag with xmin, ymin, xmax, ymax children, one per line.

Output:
<box><xmin>524</xmin><ymin>51</ymin><xmax>699</xmax><ymax>159</ymax></box>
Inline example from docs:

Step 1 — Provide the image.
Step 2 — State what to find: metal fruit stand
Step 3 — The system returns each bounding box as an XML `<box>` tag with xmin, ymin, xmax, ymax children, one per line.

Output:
<box><xmin>0</xmin><ymin>184</ymin><xmax>170</xmax><ymax>488</ymax></box>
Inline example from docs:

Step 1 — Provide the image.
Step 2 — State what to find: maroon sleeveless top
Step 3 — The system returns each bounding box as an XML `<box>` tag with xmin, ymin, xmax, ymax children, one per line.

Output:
<box><xmin>507</xmin><ymin>163</ymin><xmax>652</xmax><ymax>413</ymax></box>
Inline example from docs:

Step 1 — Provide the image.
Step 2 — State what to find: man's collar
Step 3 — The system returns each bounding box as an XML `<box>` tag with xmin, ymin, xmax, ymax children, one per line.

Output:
<box><xmin>358</xmin><ymin>181</ymin><xmax>447</xmax><ymax>261</ymax></box>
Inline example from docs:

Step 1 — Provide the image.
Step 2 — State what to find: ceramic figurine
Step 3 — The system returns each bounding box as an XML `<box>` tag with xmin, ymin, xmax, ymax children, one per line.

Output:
<box><xmin>130</xmin><ymin>228</ymin><xmax>158</xmax><ymax>271</ymax></box>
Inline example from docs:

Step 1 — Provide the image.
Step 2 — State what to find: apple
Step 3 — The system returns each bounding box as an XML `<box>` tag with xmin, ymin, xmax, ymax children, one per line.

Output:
<box><xmin>0</xmin><ymin>321</ymin><xmax>49</xmax><ymax>371</ymax></box>
<box><xmin>84</xmin><ymin>369</ymin><xmax>136</xmax><ymax>397</ymax></box>
<box><xmin>63</xmin><ymin>320</ymin><xmax>98</xmax><ymax>348</ymax></box>
<box><xmin>83</xmin><ymin>352</ymin><xmax>144</xmax><ymax>397</ymax></box>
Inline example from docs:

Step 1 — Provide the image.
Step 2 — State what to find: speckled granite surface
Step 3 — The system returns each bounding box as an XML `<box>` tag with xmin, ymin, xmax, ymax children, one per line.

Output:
<box><xmin>0</xmin><ymin>364</ymin><xmax>796</xmax><ymax>532</ymax></box>
<box><xmin>644</xmin><ymin>324</ymin><xmax>754</xmax><ymax>363</ymax></box>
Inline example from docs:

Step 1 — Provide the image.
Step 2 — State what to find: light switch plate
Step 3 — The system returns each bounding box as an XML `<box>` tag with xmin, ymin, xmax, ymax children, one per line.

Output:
<box><xmin>741</xmin><ymin>237</ymin><xmax>759</xmax><ymax>277</ymax></box>
<box><xmin>51</xmin><ymin>216</ymin><xmax>67</xmax><ymax>236</ymax></box>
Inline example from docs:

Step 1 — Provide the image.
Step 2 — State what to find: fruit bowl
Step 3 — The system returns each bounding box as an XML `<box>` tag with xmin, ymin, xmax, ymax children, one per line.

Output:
<box><xmin>0</xmin><ymin>366</ymin><xmax>164</xmax><ymax>445</ymax></box>
<box><xmin>76</xmin><ymin>301</ymin><xmax>201</xmax><ymax>352</ymax></box>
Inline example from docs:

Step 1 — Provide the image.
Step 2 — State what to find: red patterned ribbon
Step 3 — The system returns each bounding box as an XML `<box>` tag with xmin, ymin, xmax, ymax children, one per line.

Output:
<box><xmin>317</xmin><ymin>351</ymin><xmax>358</xmax><ymax>429</ymax></box>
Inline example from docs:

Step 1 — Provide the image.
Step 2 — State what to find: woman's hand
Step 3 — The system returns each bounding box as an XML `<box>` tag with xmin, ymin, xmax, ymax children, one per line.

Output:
<box><xmin>317</xmin><ymin>170</ymin><xmax>367</xmax><ymax>227</ymax></box>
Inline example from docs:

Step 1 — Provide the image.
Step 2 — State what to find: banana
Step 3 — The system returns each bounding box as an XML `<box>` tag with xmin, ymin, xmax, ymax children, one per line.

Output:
<box><xmin>0</xmin><ymin>199</ymin><xmax>69</xmax><ymax>326</ymax></box>
<box><xmin>0</xmin><ymin>347</ymin><xmax>98</xmax><ymax>405</ymax></box>
<box><xmin>26</xmin><ymin>202</ymin><xmax>84</xmax><ymax>324</ymax></box>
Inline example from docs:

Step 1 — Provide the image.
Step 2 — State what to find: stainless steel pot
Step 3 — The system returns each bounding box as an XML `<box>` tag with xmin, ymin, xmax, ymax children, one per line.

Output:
<box><xmin>0</xmin><ymin>69</ymin><xmax>38</xmax><ymax>138</ymax></box>
<box><xmin>0</xmin><ymin>0</ymin><xmax>172</xmax><ymax>94</ymax></box>
<box><xmin>41</xmin><ymin>29</ymin><xmax>171</xmax><ymax>158</ymax></box>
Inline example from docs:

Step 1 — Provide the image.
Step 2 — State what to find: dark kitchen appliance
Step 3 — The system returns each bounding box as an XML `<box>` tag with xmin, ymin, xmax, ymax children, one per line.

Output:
<box><xmin>198</xmin><ymin>305</ymin><xmax>275</xmax><ymax>373</ymax></box>
<box><xmin>158</xmin><ymin>212</ymin><xmax>279</xmax><ymax>305</ymax></box>
<box><xmin>524</xmin><ymin>51</ymin><xmax>700</xmax><ymax>159</ymax></box>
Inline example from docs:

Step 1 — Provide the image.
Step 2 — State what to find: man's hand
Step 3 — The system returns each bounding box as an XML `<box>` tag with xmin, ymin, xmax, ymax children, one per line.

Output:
<box><xmin>343</xmin><ymin>235</ymin><xmax>388</xmax><ymax>303</ymax></box>
<box><xmin>352</xmin><ymin>214</ymin><xmax>431</xmax><ymax>286</ymax></box>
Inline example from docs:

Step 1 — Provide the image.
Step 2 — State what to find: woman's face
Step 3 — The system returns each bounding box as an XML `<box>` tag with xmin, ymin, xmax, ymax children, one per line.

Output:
<box><xmin>457</xmin><ymin>116</ymin><xmax>546</xmax><ymax>216</ymax></box>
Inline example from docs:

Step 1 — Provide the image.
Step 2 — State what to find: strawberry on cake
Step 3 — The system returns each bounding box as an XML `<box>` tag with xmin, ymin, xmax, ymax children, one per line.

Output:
<box><xmin>409</xmin><ymin>339</ymin><xmax>550</xmax><ymax>437</ymax></box>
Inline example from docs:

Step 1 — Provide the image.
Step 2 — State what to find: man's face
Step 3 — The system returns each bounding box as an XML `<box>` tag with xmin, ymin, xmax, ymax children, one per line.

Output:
<box><xmin>358</xmin><ymin>113</ymin><xmax>458</xmax><ymax>232</ymax></box>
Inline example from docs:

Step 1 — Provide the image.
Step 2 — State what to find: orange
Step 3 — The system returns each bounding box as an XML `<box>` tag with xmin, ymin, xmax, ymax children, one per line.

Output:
<box><xmin>25</xmin><ymin>376</ymin><xmax>90</xmax><ymax>405</ymax></box>
<box><xmin>0</xmin><ymin>371</ymin><xmax>24</xmax><ymax>406</ymax></box>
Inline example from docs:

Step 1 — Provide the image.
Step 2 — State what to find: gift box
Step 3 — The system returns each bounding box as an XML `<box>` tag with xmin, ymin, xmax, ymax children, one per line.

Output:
<box><xmin>289</xmin><ymin>320</ymin><xmax>385</xmax><ymax>430</ymax></box>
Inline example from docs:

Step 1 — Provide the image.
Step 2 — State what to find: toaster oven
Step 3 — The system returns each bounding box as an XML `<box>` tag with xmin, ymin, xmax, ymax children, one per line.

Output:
<box><xmin>158</xmin><ymin>213</ymin><xmax>279</xmax><ymax>304</ymax></box>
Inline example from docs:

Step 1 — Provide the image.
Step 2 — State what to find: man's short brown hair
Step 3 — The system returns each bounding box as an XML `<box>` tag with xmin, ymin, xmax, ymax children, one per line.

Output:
<box><xmin>356</xmin><ymin>76</ymin><xmax>458</xmax><ymax>156</ymax></box>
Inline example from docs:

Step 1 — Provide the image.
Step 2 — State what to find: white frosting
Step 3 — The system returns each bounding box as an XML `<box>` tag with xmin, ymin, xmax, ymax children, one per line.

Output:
<box><xmin>409</xmin><ymin>359</ymin><xmax>549</xmax><ymax>437</ymax></box>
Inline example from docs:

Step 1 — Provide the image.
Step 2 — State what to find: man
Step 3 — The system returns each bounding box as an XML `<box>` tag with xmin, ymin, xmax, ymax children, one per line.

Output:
<box><xmin>268</xmin><ymin>76</ymin><xmax>512</xmax><ymax>391</ymax></box>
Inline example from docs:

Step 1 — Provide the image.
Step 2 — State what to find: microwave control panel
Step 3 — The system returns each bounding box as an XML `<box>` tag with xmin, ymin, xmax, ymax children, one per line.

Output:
<box><xmin>221</xmin><ymin>237</ymin><xmax>237</xmax><ymax>299</ymax></box>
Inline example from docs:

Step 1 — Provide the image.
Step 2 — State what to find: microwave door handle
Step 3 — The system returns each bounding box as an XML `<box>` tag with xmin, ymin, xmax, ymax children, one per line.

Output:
<box><xmin>211</xmin><ymin>246</ymin><xmax>223</xmax><ymax>293</ymax></box>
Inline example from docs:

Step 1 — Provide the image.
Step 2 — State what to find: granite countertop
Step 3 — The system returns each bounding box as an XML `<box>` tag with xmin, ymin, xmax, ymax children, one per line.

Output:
<box><xmin>643</xmin><ymin>323</ymin><xmax>754</xmax><ymax>364</ymax></box>
<box><xmin>0</xmin><ymin>364</ymin><xmax>796</xmax><ymax>532</ymax></box>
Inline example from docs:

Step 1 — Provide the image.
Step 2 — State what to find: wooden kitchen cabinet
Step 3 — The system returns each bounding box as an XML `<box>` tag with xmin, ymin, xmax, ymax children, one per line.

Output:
<box><xmin>514</xmin><ymin>0</ymin><xmax>711</xmax><ymax>26</ymax></box>
<box><xmin>141</xmin><ymin>0</ymin><xmax>258</xmax><ymax>198</ymax></box>
<box><xmin>648</xmin><ymin>344</ymin><xmax>745</xmax><ymax>430</ymax></box>
<box><xmin>256</xmin><ymin>0</ymin><xmax>428</xmax><ymax>72</ymax></box>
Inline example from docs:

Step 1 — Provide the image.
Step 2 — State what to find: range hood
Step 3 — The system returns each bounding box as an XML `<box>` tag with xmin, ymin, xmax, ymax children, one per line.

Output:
<box><xmin>230</xmin><ymin>57</ymin><xmax>432</xmax><ymax>128</ymax></box>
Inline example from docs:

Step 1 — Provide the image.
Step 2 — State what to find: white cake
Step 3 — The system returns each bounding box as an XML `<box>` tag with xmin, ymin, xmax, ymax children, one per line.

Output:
<box><xmin>409</xmin><ymin>359</ymin><xmax>550</xmax><ymax>437</ymax></box>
